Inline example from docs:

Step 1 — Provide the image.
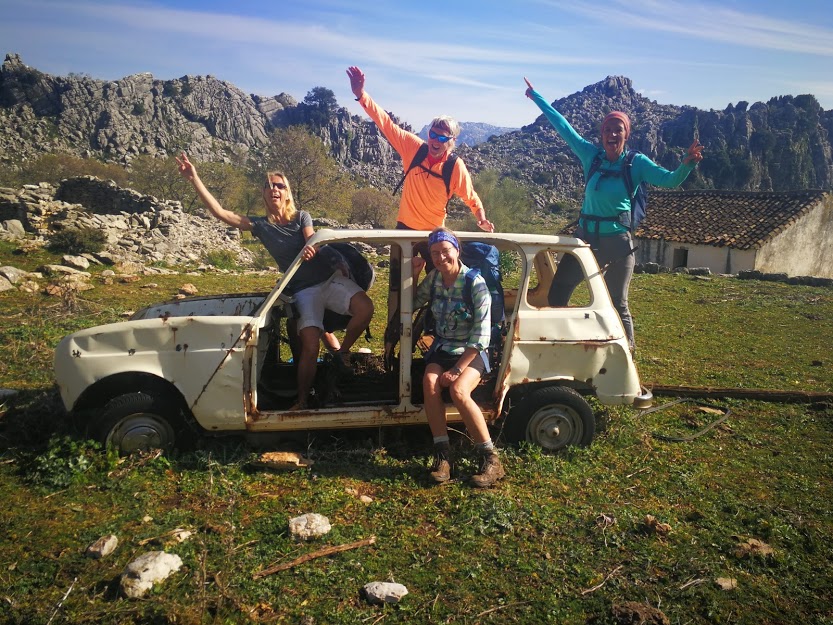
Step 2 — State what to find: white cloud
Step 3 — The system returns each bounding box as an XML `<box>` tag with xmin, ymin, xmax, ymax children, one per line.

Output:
<box><xmin>537</xmin><ymin>0</ymin><xmax>833</xmax><ymax>56</ymax></box>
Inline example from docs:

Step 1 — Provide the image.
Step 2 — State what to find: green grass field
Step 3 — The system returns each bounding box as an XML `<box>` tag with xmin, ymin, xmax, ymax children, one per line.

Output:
<box><xmin>0</xmin><ymin>242</ymin><xmax>831</xmax><ymax>624</ymax></box>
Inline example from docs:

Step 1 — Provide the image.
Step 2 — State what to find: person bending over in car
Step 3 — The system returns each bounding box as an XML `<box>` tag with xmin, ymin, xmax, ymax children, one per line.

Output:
<box><xmin>176</xmin><ymin>153</ymin><xmax>373</xmax><ymax>409</ymax></box>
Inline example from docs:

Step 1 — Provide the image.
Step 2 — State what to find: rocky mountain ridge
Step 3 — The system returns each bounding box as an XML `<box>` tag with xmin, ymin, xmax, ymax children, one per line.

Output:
<box><xmin>0</xmin><ymin>177</ymin><xmax>254</xmax><ymax>268</ymax></box>
<box><xmin>0</xmin><ymin>175</ymin><xmax>382</xmax><ymax>283</ymax></box>
<box><xmin>2</xmin><ymin>53</ymin><xmax>831</xmax><ymax>213</ymax></box>
<box><xmin>417</xmin><ymin>122</ymin><xmax>517</xmax><ymax>147</ymax></box>
<box><xmin>462</xmin><ymin>76</ymin><xmax>833</xmax><ymax>210</ymax></box>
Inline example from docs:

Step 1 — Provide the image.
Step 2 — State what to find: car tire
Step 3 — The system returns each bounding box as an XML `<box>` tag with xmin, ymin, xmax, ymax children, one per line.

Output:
<box><xmin>90</xmin><ymin>392</ymin><xmax>178</xmax><ymax>455</ymax></box>
<box><xmin>506</xmin><ymin>386</ymin><xmax>595</xmax><ymax>452</ymax></box>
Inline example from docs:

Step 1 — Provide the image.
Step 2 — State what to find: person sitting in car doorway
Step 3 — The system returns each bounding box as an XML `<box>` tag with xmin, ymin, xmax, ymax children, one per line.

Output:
<box><xmin>412</xmin><ymin>227</ymin><xmax>504</xmax><ymax>488</ymax></box>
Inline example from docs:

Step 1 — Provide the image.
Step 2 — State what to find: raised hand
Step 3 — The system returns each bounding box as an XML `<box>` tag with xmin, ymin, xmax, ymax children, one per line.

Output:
<box><xmin>524</xmin><ymin>77</ymin><xmax>535</xmax><ymax>99</ymax></box>
<box><xmin>175</xmin><ymin>152</ymin><xmax>197</xmax><ymax>181</ymax></box>
<box><xmin>412</xmin><ymin>256</ymin><xmax>426</xmax><ymax>279</ymax></box>
<box><xmin>683</xmin><ymin>139</ymin><xmax>704</xmax><ymax>164</ymax></box>
<box><xmin>346</xmin><ymin>66</ymin><xmax>365</xmax><ymax>99</ymax></box>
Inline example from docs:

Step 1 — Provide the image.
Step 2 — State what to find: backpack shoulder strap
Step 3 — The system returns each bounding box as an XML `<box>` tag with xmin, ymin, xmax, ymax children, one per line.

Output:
<box><xmin>393</xmin><ymin>143</ymin><xmax>430</xmax><ymax>194</ymax></box>
<box><xmin>441</xmin><ymin>153</ymin><xmax>459</xmax><ymax>198</ymax></box>
<box><xmin>622</xmin><ymin>149</ymin><xmax>639</xmax><ymax>208</ymax></box>
<box><xmin>428</xmin><ymin>268</ymin><xmax>441</xmax><ymax>303</ymax></box>
<box><xmin>462</xmin><ymin>267</ymin><xmax>481</xmax><ymax>312</ymax></box>
<box><xmin>585</xmin><ymin>153</ymin><xmax>604</xmax><ymax>188</ymax></box>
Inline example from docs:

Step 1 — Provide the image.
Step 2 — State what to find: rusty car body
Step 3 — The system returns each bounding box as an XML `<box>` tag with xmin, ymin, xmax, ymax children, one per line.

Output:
<box><xmin>54</xmin><ymin>229</ymin><xmax>648</xmax><ymax>453</ymax></box>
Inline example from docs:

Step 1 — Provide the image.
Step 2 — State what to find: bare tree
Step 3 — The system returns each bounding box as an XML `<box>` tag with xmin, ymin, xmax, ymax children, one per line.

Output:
<box><xmin>349</xmin><ymin>187</ymin><xmax>397</xmax><ymax>227</ymax></box>
<box><xmin>262</xmin><ymin>126</ymin><xmax>352</xmax><ymax>220</ymax></box>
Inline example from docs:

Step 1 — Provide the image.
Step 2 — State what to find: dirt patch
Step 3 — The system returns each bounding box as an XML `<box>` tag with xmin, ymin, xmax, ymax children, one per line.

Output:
<box><xmin>611</xmin><ymin>601</ymin><xmax>670</xmax><ymax>625</ymax></box>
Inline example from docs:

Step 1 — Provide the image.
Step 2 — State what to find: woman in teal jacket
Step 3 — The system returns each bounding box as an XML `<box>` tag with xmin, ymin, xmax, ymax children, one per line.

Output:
<box><xmin>524</xmin><ymin>78</ymin><xmax>703</xmax><ymax>352</ymax></box>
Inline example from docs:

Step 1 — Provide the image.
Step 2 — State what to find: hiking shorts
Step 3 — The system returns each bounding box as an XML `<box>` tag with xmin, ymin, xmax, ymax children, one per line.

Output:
<box><xmin>294</xmin><ymin>273</ymin><xmax>363</xmax><ymax>332</ymax></box>
<box><xmin>426</xmin><ymin>349</ymin><xmax>489</xmax><ymax>376</ymax></box>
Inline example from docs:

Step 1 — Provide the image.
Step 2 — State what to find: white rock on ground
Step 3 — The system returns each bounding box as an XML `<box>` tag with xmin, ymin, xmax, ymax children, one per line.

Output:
<box><xmin>0</xmin><ymin>266</ymin><xmax>30</xmax><ymax>283</ymax></box>
<box><xmin>85</xmin><ymin>534</ymin><xmax>118</xmax><ymax>559</ymax></box>
<box><xmin>38</xmin><ymin>264</ymin><xmax>91</xmax><ymax>278</ymax></box>
<box><xmin>363</xmin><ymin>582</ymin><xmax>409</xmax><ymax>605</ymax></box>
<box><xmin>62</xmin><ymin>254</ymin><xmax>90</xmax><ymax>270</ymax></box>
<box><xmin>2</xmin><ymin>220</ymin><xmax>25</xmax><ymax>238</ymax></box>
<box><xmin>288</xmin><ymin>513</ymin><xmax>331</xmax><ymax>540</ymax></box>
<box><xmin>120</xmin><ymin>551</ymin><xmax>183</xmax><ymax>598</ymax></box>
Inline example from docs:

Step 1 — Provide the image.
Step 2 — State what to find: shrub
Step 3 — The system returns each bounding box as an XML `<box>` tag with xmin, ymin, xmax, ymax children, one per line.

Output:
<box><xmin>349</xmin><ymin>187</ymin><xmax>397</xmax><ymax>227</ymax></box>
<box><xmin>202</xmin><ymin>249</ymin><xmax>239</xmax><ymax>270</ymax></box>
<box><xmin>13</xmin><ymin>153</ymin><xmax>128</xmax><ymax>187</ymax></box>
<box><xmin>162</xmin><ymin>82</ymin><xmax>180</xmax><ymax>97</ymax></box>
<box><xmin>242</xmin><ymin>238</ymin><xmax>275</xmax><ymax>271</ymax></box>
<box><xmin>48</xmin><ymin>227</ymin><xmax>107</xmax><ymax>255</ymax></box>
<box><xmin>499</xmin><ymin>250</ymin><xmax>519</xmax><ymax>276</ymax></box>
<box><xmin>27</xmin><ymin>436</ymin><xmax>103</xmax><ymax>489</ymax></box>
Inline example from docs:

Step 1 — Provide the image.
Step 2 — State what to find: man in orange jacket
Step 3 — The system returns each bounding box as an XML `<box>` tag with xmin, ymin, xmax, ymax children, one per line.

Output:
<box><xmin>347</xmin><ymin>66</ymin><xmax>494</xmax><ymax>234</ymax></box>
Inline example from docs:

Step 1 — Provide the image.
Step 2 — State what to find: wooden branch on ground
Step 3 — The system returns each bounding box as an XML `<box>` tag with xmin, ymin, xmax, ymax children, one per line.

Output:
<box><xmin>648</xmin><ymin>384</ymin><xmax>833</xmax><ymax>403</ymax></box>
<box><xmin>476</xmin><ymin>601</ymin><xmax>532</xmax><ymax>618</ymax></box>
<box><xmin>580</xmin><ymin>565</ymin><xmax>623</xmax><ymax>595</ymax></box>
<box><xmin>253</xmin><ymin>536</ymin><xmax>376</xmax><ymax>579</ymax></box>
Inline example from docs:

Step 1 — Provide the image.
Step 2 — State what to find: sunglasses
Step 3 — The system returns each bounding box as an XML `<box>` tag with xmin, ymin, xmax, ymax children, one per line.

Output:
<box><xmin>429</xmin><ymin>130</ymin><xmax>454</xmax><ymax>144</ymax></box>
<box><xmin>265</xmin><ymin>181</ymin><xmax>288</xmax><ymax>190</ymax></box>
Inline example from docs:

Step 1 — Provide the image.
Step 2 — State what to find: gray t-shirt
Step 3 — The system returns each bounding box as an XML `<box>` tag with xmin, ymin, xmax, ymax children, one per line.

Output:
<box><xmin>250</xmin><ymin>212</ymin><xmax>335</xmax><ymax>294</ymax></box>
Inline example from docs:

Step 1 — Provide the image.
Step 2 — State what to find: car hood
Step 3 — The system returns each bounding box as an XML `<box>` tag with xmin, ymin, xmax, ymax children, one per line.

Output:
<box><xmin>131</xmin><ymin>292</ymin><xmax>271</xmax><ymax>321</ymax></box>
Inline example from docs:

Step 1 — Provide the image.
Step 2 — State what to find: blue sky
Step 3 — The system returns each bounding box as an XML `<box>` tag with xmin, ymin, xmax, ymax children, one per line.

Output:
<box><xmin>1</xmin><ymin>0</ymin><xmax>831</xmax><ymax>129</ymax></box>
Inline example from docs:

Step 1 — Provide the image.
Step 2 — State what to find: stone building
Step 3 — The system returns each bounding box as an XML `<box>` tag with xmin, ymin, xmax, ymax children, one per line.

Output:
<box><xmin>635</xmin><ymin>190</ymin><xmax>832</xmax><ymax>278</ymax></box>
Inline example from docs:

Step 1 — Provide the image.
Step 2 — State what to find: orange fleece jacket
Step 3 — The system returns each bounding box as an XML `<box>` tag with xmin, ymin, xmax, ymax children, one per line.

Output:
<box><xmin>357</xmin><ymin>92</ymin><xmax>484</xmax><ymax>230</ymax></box>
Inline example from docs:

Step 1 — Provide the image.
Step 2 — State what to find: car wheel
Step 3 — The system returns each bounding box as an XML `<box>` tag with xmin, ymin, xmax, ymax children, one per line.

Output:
<box><xmin>91</xmin><ymin>392</ymin><xmax>178</xmax><ymax>455</ymax></box>
<box><xmin>506</xmin><ymin>386</ymin><xmax>595</xmax><ymax>451</ymax></box>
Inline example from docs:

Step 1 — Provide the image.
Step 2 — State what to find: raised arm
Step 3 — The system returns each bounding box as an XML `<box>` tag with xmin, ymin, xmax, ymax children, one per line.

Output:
<box><xmin>523</xmin><ymin>77</ymin><xmax>597</xmax><ymax>165</ymax></box>
<box><xmin>346</xmin><ymin>66</ymin><xmax>420</xmax><ymax>159</ymax></box>
<box><xmin>448</xmin><ymin>159</ymin><xmax>494</xmax><ymax>232</ymax></box>
<box><xmin>346</xmin><ymin>65</ymin><xmax>365</xmax><ymax>100</ymax></box>
<box><xmin>635</xmin><ymin>139</ymin><xmax>704</xmax><ymax>188</ymax></box>
<box><xmin>176</xmin><ymin>152</ymin><xmax>252</xmax><ymax>231</ymax></box>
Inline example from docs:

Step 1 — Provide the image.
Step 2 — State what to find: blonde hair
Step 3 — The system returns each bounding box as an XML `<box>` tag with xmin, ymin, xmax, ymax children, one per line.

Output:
<box><xmin>263</xmin><ymin>171</ymin><xmax>297</xmax><ymax>223</ymax></box>
<box><xmin>429</xmin><ymin>115</ymin><xmax>460</xmax><ymax>139</ymax></box>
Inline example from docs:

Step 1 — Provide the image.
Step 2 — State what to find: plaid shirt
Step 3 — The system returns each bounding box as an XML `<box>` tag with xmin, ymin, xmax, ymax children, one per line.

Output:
<box><xmin>414</xmin><ymin>263</ymin><xmax>491</xmax><ymax>354</ymax></box>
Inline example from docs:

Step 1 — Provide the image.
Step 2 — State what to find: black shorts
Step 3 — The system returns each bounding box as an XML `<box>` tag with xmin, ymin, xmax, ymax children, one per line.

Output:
<box><xmin>425</xmin><ymin>349</ymin><xmax>489</xmax><ymax>376</ymax></box>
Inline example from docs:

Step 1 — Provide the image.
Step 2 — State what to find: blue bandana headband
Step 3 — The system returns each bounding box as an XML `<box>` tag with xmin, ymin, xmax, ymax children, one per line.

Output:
<box><xmin>428</xmin><ymin>230</ymin><xmax>459</xmax><ymax>250</ymax></box>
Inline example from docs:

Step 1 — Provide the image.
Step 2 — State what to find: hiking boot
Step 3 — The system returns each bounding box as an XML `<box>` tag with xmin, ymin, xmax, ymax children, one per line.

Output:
<box><xmin>428</xmin><ymin>453</ymin><xmax>452</xmax><ymax>484</ymax></box>
<box><xmin>470</xmin><ymin>452</ymin><xmax>505</xmax><ymax>488</ymax></box>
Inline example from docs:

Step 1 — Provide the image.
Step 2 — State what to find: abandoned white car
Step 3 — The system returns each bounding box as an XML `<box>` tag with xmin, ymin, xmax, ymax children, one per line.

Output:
<box><xmin>53</xmin><ymin>229</ymin><xmax>650</xmax><ymax>454</ymax></box>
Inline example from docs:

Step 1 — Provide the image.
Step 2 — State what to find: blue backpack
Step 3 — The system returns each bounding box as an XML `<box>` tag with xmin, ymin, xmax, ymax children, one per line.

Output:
<box><xmin>459</xmin><ymin>242</ymin><xmax>504</xmax><ymax>334</ymax></box>
<box><xmin>582</xmin><ymin>149</ymin><xmax>647</xmax><ymax>234</ymax></box>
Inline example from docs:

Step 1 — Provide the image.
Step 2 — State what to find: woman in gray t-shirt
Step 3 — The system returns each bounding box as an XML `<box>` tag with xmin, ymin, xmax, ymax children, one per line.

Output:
<box><xmin>176</xmin><ymin>153</ymin><xmax>374</xmax><ymax>409</ymax></box>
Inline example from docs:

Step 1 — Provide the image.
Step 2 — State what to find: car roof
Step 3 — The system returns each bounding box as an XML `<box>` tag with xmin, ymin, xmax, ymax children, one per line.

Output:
<box><xmin>306</xmin><ymin>228</ymin><xmax>590</xmax><ymax>251</ymax></box>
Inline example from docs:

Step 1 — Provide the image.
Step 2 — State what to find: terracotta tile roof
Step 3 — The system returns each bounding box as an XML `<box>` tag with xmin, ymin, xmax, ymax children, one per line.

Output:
<box><xmin>636</xmin><ymin>190</ymin><xmax>830</xmax><ymax>250</ymax></box>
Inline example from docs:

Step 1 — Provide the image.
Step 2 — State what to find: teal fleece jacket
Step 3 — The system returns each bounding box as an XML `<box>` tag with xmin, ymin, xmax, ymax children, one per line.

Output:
<box><xmin>527</xmin><ymin>88</ymin><xmax>696</xmax><ymax>236</ymax></box>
